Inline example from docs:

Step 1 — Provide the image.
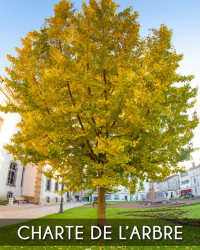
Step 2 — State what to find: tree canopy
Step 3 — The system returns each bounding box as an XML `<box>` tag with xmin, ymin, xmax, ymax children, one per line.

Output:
<box><xmin>1</xmin><ymin>0</ymin><xmax>198</xmax><ymax>223</ymax></box>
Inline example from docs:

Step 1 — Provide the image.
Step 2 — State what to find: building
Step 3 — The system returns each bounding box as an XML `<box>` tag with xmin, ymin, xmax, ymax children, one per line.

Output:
<box><xmin>90</xmin><ymin>185</ymin><xmax>131</xmax><ymax>202</ymax></box>
<box><xmin>157</xmin><ymin>174</ymin><xmax>180</xmax><ymax>199</ymax></box>
<box><xmin>0</xmin><ymin>75</ymin><xmax>24</xmax><ymax>200</ymax></box>
<box><xmin>134</xmin><ymin>181</ymin><xmax>149</xmax><ymax>201</ymax></box>
<box><xmin>179</xmin><ymin>170</ymin><xmax>191</xmax><ymax>197</ymax></box>
<box><xmin>85</xmin><ymin>181</ymin><xmax>150</xmax><ymax>202</ymax></box>
<box><xmin>0</xmin><ymin>75</ymin><xmax>72</xmax><ymax>204</ymax></box>
<box><xmin>21</xmin><ymin>164</ymin><xmax>69</xmax><ymax>204</ymax></box>
<box><xmin>188</xmin><ymin>162</ymin><xmax>200</xmax><ymax>197</ymax></box>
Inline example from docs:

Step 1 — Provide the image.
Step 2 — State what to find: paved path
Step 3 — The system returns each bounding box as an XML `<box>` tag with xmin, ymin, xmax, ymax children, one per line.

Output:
<box><xmin>0</xmin><ymin>202</ymin><xmax>85</xmax><ymax>227</ymax></box>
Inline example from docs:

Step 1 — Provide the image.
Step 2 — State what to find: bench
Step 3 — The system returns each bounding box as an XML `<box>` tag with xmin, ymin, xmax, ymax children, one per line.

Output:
<box><xmin>14</xmin><ymin>197</ymin><xmax>28</xmax><ymax>205</ymax></box>
<box><xmin>93</xmin><ymin>201</ymin><xmax>107</xmax><ymax>207</ymax></box>
<box><xmin>93</xmin><ymin>201</ymin><xmax>98</xmax><ymax>207</ymax></box>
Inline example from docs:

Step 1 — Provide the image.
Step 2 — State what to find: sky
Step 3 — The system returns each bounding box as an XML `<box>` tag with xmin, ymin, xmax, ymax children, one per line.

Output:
<box><xmin>0</xmin><ymin>0</ymin><xmax>200</xmax><ymax>170</ymax></box>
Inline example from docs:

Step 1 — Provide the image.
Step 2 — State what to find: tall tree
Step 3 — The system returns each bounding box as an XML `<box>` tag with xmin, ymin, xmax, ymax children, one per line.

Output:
<box><xmin>1</xmin><ymin>0</ymin><xmax>198</xmax><ymax>227</ymax></box>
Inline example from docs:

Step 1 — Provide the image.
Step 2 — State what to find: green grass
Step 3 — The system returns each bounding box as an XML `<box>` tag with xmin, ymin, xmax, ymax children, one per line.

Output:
<box><xmin>85</xmin><ymin>201</ymin><xmax>136</xmax><ymax>205</ymax></box>
<box><xmin>178</xmin><ymin>203</ymin><xmax>200</xmax><ymax>218</ymax></box>
<box><xmin>0</xmin><ymin>203</ymin><xmax>200</xmax><ymax>250</ymax></box>
<box><xmin>112</xmin><ymin>201</ymin><xmax>136</xmax><ymax>204</ymax></box>
<box><xmin>172</xmin><ymin>198</ymin><xmax>200</xmax><ymax>201</ymax></box>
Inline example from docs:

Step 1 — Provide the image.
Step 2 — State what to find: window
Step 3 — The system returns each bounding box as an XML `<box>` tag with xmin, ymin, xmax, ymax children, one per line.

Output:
<box><xmin>141</xmin><ymin>194</ymin><xmax>146</xmax><ymax>200</ymax></box>
<box><xmin>0</xmin><ymin>117</ymin><xmax>4</xmax><ymax>131</ymax></box>
<box><xmin>106</xmin><ymin>194</ymin><xmax>111</xmax><ymax>200</ymax></box>
<box><xmin>55</xmin><ymin>180</ymin><xmax>59</xmax><ymax>191</ymax></box>
<box><xmin>46</xmin><ymin>197</ymin><xmax>50</xmax><ymax>203</ymax></box>
<box><xmin>194</xmin><ymin>178</ymin><xmax>196</xmax><ymax>184</ymax></box>
<box><xmin>195</xmin><ymin>187</ymin><xmax>198</xmax><ymax>194</ymax></box>
<box><xmin>114</xmin><ymin>194</ymin><xmax>119</xmax><ymax>200</ymax></box>
<box><xmin>46</xmin><ymin>179</ymin><xmax>51</xmax><ymax>191</ymax></box>
<box><xmin>7</xmin><ymin>162</ymin><xmax>17</xmax><ymax>185</ymax></box>
<box><xmin>180</xmin><ymin>172</ymin><xmax>188</xmax><ymax>177</ymax></box>
<box><xmin>181</xmin><ymin>180</ymin><xmax>189</xmax><ymax>185</ymax></box>
<box><xmin>21</xmin><ymin>166</ymin><xmax>25</xmax><ymax>187</ymax></box>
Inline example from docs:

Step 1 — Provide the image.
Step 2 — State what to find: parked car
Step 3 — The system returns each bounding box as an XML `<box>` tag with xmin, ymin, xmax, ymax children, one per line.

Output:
<box><xmin>183</xmin><ymin>195</ymin><xmax>194</xmax><ymax>199</ymax></box>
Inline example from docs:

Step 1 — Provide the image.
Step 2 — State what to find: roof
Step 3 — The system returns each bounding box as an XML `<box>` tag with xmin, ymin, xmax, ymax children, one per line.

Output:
<box><xmin>0</xmin><ymin>75</ymin><xmax>18</xmax><ymax>105</ymax></box>
<box><xmin>189</xmin><ymin>163</ymin><xmax>200</xmax><ymax>171</ymax></box>
<box><xmin>156</xmin><ymin>174</ymin><xmax>179</xmax><ymax>184</ymax></box>
<box><xmin>164</xmin><ymin>174</ymin><xmax>179</xmax><ymax>181</ymax></box>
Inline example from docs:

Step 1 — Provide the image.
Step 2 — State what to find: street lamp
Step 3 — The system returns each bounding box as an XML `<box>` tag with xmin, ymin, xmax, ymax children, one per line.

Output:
<box><xmin>59</xmin><ymin>182</ymin><xmax>64</xmax><ymax>213</ymax></box>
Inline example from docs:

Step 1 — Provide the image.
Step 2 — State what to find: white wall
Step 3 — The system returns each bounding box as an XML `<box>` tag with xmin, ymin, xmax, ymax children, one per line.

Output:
<box><xmin>135</xmin><ymin>181</ymin><xmax>149</xmax><ymax>201</ymax></box>
<box><xmin>21</xmin><ymin>164</ymin><xmax>37</xmax><ymax>197</ymax></box>
<box><xmin>179</xmin><ymin>172</ymin><xmax>191</xmax><ymax>192</ymax></box>
<box><xmin>189</xmin><ymin>166</ymin><xmax>200</xmax><ymax>196</ymax></box>
<box><xmin>39</xmin><ymin>165</ymin><xmax>62</xmax><ymax>204</ymax></box>
<box><xmin>0</xmin><ymin>90</ymin><xmax>24</xmax><ymax>200</ymax></box>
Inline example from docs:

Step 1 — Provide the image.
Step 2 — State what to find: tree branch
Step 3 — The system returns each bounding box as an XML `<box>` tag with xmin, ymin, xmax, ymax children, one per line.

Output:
<box><xmin>66</xmin><ymin>80</ymin><xmax>98</xmax><ymax>161</ymax></box>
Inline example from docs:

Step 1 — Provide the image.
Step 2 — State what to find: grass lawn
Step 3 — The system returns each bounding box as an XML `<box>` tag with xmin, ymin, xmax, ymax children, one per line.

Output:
<box><xmin>0</xmin><ymin>203</ymin><xmax>200</xmax><ymax>250</ymax></box>
<box><xmin>85</xmin><ymin>201</ymin><xmax>136</xmax><ymax>205</ymax></box>
<box><xmin>178</xmin><ymin>203</ymin><xmax>200</xmax><ymax>218</ymax></box>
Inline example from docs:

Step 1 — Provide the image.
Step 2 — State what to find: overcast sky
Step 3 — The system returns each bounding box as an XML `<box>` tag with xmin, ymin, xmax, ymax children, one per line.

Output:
<box><xmin>0</xmin><ymin>0</ymin><xmax>199</xmax><ymax>169</ymax></box>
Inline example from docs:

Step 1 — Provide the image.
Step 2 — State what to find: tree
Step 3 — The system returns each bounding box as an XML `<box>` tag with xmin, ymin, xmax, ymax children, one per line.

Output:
<box><xmin>1</xmin><ymin>0</ymin><xmax>198</xmax><ymax>228</ymax></box>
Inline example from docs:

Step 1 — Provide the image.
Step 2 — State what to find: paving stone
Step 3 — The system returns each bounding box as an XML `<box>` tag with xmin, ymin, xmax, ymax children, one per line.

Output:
<box><xmin>0</xmin><ymin>202</ymin><xmax>85</xmax><ymax>226</ymax></box>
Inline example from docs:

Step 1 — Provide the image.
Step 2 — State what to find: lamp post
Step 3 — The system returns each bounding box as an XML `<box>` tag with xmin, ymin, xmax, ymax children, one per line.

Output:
<box><xmin>59</xmin><ymin>182</ymin><xmax>64</xmax><ymax>213</ymax></box>
<box><xmin>176</xmin><ymin>179</ymin><xmax>179</xmax><ymax>203</ymax></box>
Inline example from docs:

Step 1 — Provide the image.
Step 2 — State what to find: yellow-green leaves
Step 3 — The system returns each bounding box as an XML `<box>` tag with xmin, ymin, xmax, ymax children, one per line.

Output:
<box><xmin>0</xmin><ymin>0</ymin><xmax>198</xmax><ymax>195</ymax></box>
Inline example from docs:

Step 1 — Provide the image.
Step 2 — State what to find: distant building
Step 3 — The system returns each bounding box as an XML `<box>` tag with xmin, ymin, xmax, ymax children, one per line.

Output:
<box><xmin>134</xmin><ymin>181</ymin><xmax>149</xmax><ymax>201</ymax></box>
<box><xmin>188</xmin><ymin>162</ymin><xmax>200</xmax><ymax>196</ymax></box>
<box><xmin>179</xmin><ymin>171</ymin><xmax>191</xmax><ymax>197</ymax></box>
<box><xmin>86</xmin><ymin>181</ymin><xmax>149</xmax><ymax>202</ymax></box>
<box><xmin>90</xmin><ymin>185</ymin><xmax>131</xmax><ymax>202</ymax></box>
<box><xmin>157</xmin><ymin>175</ymin><xmax>180</xmax><ymax>199</ymax></box>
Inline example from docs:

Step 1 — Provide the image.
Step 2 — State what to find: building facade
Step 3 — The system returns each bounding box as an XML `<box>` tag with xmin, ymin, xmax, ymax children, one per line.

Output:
<box><xmin>90</xmin><ymin>185</ymin><xmax>131</xmax><ymax>202</ymax></box>
<box><xmin>134</xmin><ymin>181</ymin><xmax>149</xmax><ymax>201</ymax></box>
<box><xmin>0</xmin><ymin>75</ymin><xmax>69</xmax><ymax>204</ymax></box>
<box><xmin>179</xmin><ymin>171</ymin><xmax>191</xmax><ymax>197</ymax></box>
<box><xmin>157</xmin><ymin>175</ymin><xmax>180</xmax><ymax>199</ymax></box>
<box><xmin>188</xmin><ymin>163</ymin><xmax>200</xmax><ymax>197</ymax></box>
<box><xmin>0</xmin><ymin>75</ymin><xmax>25</xmax><ymax>200</ymax></box>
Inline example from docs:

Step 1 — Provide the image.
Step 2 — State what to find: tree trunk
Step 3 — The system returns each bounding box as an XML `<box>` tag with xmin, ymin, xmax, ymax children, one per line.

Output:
<box><xmin>97</xmin><ymin>186</ymin><xmax>106</xmax><ymax>230</ymax></box>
